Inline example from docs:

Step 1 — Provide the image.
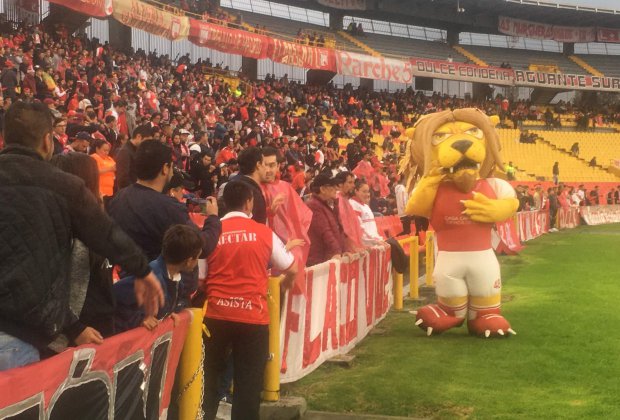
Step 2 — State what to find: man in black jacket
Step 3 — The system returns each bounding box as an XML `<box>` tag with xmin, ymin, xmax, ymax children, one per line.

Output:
<box><xmin>108</xmin><ymin>140</ymin><xmax>222</xmax><ymax>303</ymax></box>
<box><xmin>0</xmin><ymin>101</ymin><xmax>163</xmax><ymax>371</ymax></box>
<box><xmin>114</xmin><ymin>124</ymin><xmax>152</xmax><ymax>192</ymax></box>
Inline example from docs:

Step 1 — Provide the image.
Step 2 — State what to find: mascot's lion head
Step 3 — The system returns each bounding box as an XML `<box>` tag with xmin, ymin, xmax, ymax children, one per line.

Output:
<box><xmin>400</xmin><ymin>108</ymin><xmax>503</xmax><ymax>193</ymax></box>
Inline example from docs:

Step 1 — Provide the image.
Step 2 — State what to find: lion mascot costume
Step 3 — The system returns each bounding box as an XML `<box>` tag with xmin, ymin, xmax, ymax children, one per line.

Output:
<box><xmin>400</xmin><ymin>108</ymin><xmax>518</xmax><ymax>338</ymax></box>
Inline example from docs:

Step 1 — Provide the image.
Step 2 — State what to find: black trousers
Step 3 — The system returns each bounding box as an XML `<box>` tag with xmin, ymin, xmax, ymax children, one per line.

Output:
<box><xmin>202</xmin><ymin>318</ymin><xmax>269</xmax><ymax>420</ymax></box>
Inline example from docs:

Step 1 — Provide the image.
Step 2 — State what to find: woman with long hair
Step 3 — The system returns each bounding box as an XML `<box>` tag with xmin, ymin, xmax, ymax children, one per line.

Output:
<box><xmin>51</xmin><ymin>153</ymin><xmax>116</xmax><ymax>345</ymax></box>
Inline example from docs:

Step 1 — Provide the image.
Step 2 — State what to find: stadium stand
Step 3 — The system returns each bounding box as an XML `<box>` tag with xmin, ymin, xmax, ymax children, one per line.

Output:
<box><xmin>464</xmin><ymin>45</ymin><xmax>585</xmax><ymax>74</ymax></box>
<box><xmin>359</xmin><ymin>32</ymin><xmax>467</xmax><ymax>62</ymax></box>
<box><xmin>575</xmin><ymin>54</ymin><xmax>620</xmax><ymax>77</ymax></box>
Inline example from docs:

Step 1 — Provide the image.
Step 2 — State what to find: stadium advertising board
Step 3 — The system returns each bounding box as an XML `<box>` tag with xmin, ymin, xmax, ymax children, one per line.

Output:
<box><xmin>317</xmin><ymin>0</ymin><xmax>367</xmax><ymax>10</ymax></box>
<box><xmin>514</xmin><ymin>70</ymin><xmax>620</xmax><ymax>92</ymax></box>
<box><xmin>280</xmin><ymin>246</ymin><xmax>392</xmax><ymax>383</ymax></box>
<box><xmin>188</xmin><ymin>18</ymin><xmax>270</xmax><ymax>59</ymax></box>
<box><xmin>48</xmin><ymin>0</ymin><xmax>112</xmax><ymax>16</ymax></box>
<box><xmin>269</xmin><ymin>39</ymin><xmax>335</xmax><ymax>71</ymax></box>
<box><xmin>112</xmin><ymin>0</ymin><xmax>189</xmax><ymax>40</ymax></box>
<box><xmin>0</xmin><ymin>311</ymin><xmax>190</xmax><ymax>419</ymax></box>
<box><xmin>410</xmin><ymin>58</ymin><xmax>513</xmax><ymax>86</ymax></box>
<box><xmin>498</xmin><ymin>16</ymin><xmax>596</xmax><ymax>43</ymax></box>
<box><xmin>336</xmin><ymin>51</ymin><xmax>413</xmax><ymax>84</ymax></box>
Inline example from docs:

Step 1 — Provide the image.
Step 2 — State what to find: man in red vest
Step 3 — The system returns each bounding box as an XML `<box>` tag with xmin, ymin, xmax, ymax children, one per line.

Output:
<box><xmin>201</xmin><ymin>181</ymin><xmax>297</xmax><ymax>420</ymax></box>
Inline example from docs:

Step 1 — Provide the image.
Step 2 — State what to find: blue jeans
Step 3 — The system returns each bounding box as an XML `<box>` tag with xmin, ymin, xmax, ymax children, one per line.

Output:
<box><xmin>0</xmin><ymin>332</ymin><xmax>40</xmax><ymax>371</ymax></box>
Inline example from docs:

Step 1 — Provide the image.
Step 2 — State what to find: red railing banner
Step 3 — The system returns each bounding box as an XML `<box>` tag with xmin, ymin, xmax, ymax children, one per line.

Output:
<box><xmin>0</xmin><ymin>311</ymin><xmax>191</xmax><ymax>419</ymax></box>
<box><xmin>268</xmin><ymin>39</ymin><xmax>335</xmax><ymax>71</ymax></box>
<box><xmin>597</xmin><ymin>27</ymin><xmax>620</xmax><ymax>43</ymax></box>
<box><xmin>188</xmin><ymin>18</ymin><xmax>270</xmax><ymax>59</ymax></box>
<box><xmin>557</xmin><ymin>207</ymin><xmax>580</xmax><ymax>229</ymax></box>
<box><xmin>580</xmin><ymin>205</ymin><xmax>620</xmax><ymax>225</ymax></box>
<box><xmin>517</xmin><ymin>210</ymin><xmax>549</xmax><ymax>241</ymax></box>
<box><xmin>410</xmin><ymin>58</ymin><xmax>514</xmax><ymax>86</ymax></box>
<box><xmin>335</xmin><ymin>50</ymin><xmax>413</xmax><ymax>83</ymax></box>
<box><xmin>48</xmin><ymin>0</ymin><xmax>112</xmax><ymax>16</ymax></box>
<box><xmin>112</xmin><ymin>0</ymin><xmax>189</xmax><ymax>40</ymax></box>
<box><xmin>280</xmin><ymin>245</ymin><xmax>391</xmax><ymax>383</ymax></box>
<box><xmin>493</xmin><ymin>217</ymin><xmax>523</xmax><ymax>254</ymax></box>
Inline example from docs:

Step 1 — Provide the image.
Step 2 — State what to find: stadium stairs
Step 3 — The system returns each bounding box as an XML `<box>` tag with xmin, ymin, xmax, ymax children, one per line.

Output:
<box><xmin>337</xmin><ymin>31</ymin><xmax>381</xmax><ymax>57</ymax></box>
<box><xmin>568</xmin><ymin>55</ymin><xmax>603</xmax><ymax>77</ymax></box>
<box><xmin>452</xmin><ymin>45</ymin><xmax>488</xmax><ymax>67</ymax></box>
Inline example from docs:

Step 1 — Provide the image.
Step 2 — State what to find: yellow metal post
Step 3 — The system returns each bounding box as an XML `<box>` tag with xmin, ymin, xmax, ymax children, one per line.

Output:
<box><xmin>393</xmin><ymin>269</ymin><xmax>403</xmax><ymax>310</ymax></box>
<box><xmin>177</xmin><ymin>308</ymin><xmax>204</xmax><ymax>420</ymax></box>
<box><xmin>409</xmin><ymin>236</ymin><xmax>419</xmax><ymax>299</ymax></box>
<box><xmin>263</xmin><ymin>277</ymin><xmax>281</xmax><ymax>402</ymax></box>
<box><xmin>425</xmin><ymin>231</ymin><xmax>434</xmax><ymax>287</ymax></box>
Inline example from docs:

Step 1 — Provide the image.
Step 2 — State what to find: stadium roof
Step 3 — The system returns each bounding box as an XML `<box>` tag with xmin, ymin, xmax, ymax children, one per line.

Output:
<box><xmin>274</xmin><ymin>0</ymin><xmax>620</xmax><ymax>34</ymax></box>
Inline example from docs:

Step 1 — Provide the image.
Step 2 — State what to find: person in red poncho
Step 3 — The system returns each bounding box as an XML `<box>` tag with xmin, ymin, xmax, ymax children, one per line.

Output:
<box><xmin>335</xmin><ymin>171</ymin><xmax>364</xmax><ymax>252</ymax></box>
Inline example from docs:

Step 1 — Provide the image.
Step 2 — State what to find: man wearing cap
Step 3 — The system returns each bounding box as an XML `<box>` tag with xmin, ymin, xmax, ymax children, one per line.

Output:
<box><xmin>306</xmin><ymin>173</ymin><xmax>347</xmax><ymax>266</ymax></box>
<box><xmin>64</xmin><ymin>132</ymin><xmax>91</xmax><ymax>154</ymax></box>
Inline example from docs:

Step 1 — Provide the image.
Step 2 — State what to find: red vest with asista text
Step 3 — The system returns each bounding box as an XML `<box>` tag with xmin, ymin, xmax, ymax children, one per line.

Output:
<box><xmin>430</xmin><ymin>179</ymin><xmax>496</xmax><ymax>252</ymax></box>
<box><xmin>205</xmin><ymin>215</ymin><xmax>273</xmax><ymax>324</ymax></box>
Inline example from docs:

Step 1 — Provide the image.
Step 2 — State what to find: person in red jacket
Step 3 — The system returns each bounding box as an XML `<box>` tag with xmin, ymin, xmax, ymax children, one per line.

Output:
<box><xmin>306</xmin><ymin>173</ymin><xmax>347</xmax><ymax>266</ymax></box>
<box><xmin>200</xmin><ymin>181</ymin><xmax>297</xmax><ymax>420</ymax></box>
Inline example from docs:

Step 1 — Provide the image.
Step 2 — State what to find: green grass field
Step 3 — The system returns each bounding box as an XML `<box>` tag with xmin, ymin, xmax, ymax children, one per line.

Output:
<box><xmin>284</xmin><ymin>224</ymin><xmax>620</xmax><ymax>419</ymax></box>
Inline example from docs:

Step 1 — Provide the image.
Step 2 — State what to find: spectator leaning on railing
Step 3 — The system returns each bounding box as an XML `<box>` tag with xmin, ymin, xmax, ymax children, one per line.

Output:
<box><xmin>0</xmin><ymin>101</ymin><xmax>163</xmax><ymax>371</ymax></box>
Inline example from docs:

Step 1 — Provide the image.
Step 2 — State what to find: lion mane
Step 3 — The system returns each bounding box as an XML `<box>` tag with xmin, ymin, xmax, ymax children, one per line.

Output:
<box><xmin>399</xmin><ymin>108</ymin><xmax>504</xmax><ymax>192</ymax></box>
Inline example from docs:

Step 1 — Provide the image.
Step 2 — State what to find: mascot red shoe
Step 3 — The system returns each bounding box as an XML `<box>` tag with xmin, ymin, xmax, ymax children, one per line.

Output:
<box><xmin>400</xmin><ymin>108</ymin><xmax>518</xmax><ymax>338</ymax></box>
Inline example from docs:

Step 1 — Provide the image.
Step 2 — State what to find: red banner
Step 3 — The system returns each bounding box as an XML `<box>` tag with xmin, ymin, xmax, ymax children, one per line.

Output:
<box><xmin>280</xmin><ymin>245</ymin><xmax>391</xmax><ymax>383</ymax></box>
<box><xmin>499</xmin><ymin>16</ymin><xmax>595</xmax><ymax>43</ymax></box>
<box><xmin>112</xmin><ymin>0</ymin><xmax>189</xmax><ymax>40</ymax></box>
<box><xmin>597</xmin><ymin>27</ymin><xmax>620</xmax><ymax>43</ymax></box>
<box><xmin>513</xmin><ymin>70</ymin><xmax>620</xmax><ymax>92</ymax></box>
<box><xmin>0</xmin><ymin>311</ymin><xmax>191</xmax><ymax>418</ymax></box>
<box><xmin>188</xmin><ymin>18</ymin><xmax>270</xmax><ymax>59</ymax></box>
<box><xmin>410</xmin><ymin>58</ymin><xmax>513</xmax><ymax>86</ymax></box>
<box><xmin>580</xmin><ymin>205</ymin><xmax>620</xmax><ymax>225</ymax></box>
<box><xmin>557</xmin><ymin>207</ymin><xmax>580</xmax><ymax>229</ymax></box>
<box><xmin>517</xmin><ymin>210</ymin><xmax>549</xmax><ymax>241</ymax></box>
<box><xmin>335</xmin><ymin>51</ymin><xmax>413</xmax><ymax>84</ymax></box>
<box><xmin>493</xmin><ymin>217</ymin><xmax>523</xmax><ymax>254</ymax></box>
<box><xmin>268</xmin><ymin>39</ymin><xmax>335</xmax><ymax>70</ymax></box>
<box><xmin>48</xmin><ymin>0</ymin><xmax>112</xmax><ymax>16</ymax></box>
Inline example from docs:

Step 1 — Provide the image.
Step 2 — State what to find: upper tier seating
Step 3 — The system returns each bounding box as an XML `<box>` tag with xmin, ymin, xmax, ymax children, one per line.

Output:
<box><xmin>464</xmin><ymin>45</ymin><xmax>584</xmax><ymax>74</ymax></box>
<box><xmin>362</xmin><ymin>33</ymin><xmax>466</xmax><ymax>61</ymax></box>
<box><xmin>575</xmin><ymin>54</ymin><xmax>620</xmax><ymax>78</ymax></box>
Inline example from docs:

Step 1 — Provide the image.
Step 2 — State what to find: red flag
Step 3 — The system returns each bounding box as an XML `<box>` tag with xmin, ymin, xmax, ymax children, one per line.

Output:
<box><xmin>263</xmin><ymin>180</ymin><xmax>313</xmax><ymax>294</ymax></box>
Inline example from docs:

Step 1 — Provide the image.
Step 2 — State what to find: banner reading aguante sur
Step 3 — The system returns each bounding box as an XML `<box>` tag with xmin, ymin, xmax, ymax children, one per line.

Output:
<box><xmin>0</xmin><ymin>311</ymin><xmax>191</xmax><ymax>419</ymax></box>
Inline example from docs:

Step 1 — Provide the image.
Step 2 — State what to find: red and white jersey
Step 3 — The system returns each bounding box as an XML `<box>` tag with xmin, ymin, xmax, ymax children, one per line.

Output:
<box><xmin>431</xmin><ymin>178</ymin><xmax>515</xmax><ymax>252</ymax></box>
<box><xmin>205</xmin><ymin>211</ymin><xmax>294</xmax><ymax>325</ymax></box>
